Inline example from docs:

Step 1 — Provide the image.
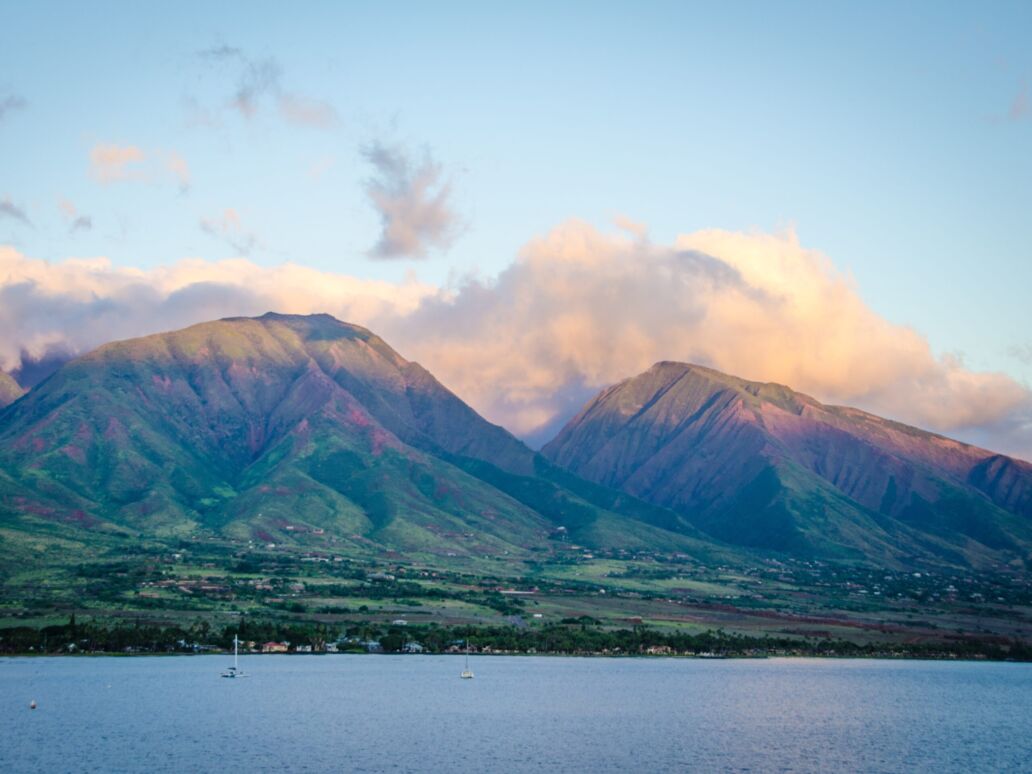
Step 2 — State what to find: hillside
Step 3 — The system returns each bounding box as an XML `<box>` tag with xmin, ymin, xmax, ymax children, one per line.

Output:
<box><xmin>0</xmin><ymin>371</ymin><xmax>23</xmax><ymax>408</ymax></box>
<box><xmin>543</xmin><ymin>362</ymin><xmax>1032</xmax><ymax>568</ymax></box>
<box><xmin>0</xmin><ymin>314</ymin><xmax>706</xmax><ymax>560</ymax></box>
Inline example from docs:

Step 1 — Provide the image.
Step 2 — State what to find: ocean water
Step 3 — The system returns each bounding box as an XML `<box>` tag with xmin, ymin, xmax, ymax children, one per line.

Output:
<box><xmin>1</xmin><ymin>655</ymin><xmax>1030</xmax><ymax>773</ymax></box>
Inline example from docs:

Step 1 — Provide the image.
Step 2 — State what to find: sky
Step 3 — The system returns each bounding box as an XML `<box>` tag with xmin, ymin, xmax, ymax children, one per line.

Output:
<box><xmin>1</xmin><ymin>1</ymin><xmax>1031</xmax><ymax>458</ymax></box>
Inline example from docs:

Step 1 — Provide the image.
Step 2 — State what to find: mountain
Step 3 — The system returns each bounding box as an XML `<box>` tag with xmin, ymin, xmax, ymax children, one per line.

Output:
<box><xmin>0</xmin><ymin>371</ymin><xmax>23</xmax><ymax>408</ymax></box>
<box><xmin>0</xmin><ymin>314</ymin><xmax>706</xmax><ymax>558</ymax></box>
<box><xmin>543</xmin><ymin>362</ymin><xmax>1032</xmax><ymax>568</ymax></box>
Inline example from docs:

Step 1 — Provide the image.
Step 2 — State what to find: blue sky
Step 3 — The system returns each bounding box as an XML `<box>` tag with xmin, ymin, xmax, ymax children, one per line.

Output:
<box><xmin>1</xmin><ymin>1</ymin><xmax>1031</xmax><ymax>450</ymax></box>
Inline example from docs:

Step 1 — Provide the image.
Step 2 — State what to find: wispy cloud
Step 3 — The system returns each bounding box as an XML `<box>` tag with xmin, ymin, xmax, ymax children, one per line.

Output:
<box><xmin>69</xmin><ymin>215</ymin><xmax>93</xmax><ymax>235</ymax></box>
<box><xmin>165</xmin><ymin>151</ymin><xmax>191</xmax><ymax>193</ymax></box>
<box><xmin>196</xmin><ymin>46</ymin><xmax>338</xmax><ymax>128</ymax></box>
<box><xmin>362</xmin><ymin>141</ymin><xmax>460</xmax><ymax>259</ymax></box>
<box><xmin>58</xmin><ymin>198</ymin><xmax>92</xmax><ymax>235</ymax></box>
<box><xmin>0</xmin><ymin>94</ymin><xmax>27</xmax><ymax>123</ymax></box>
<box><xmin>1009</xmin><ymin>342</ymin><xmax>1032</xmax><ymax>366</ymax></box>
<box><xmin>89</xmin><ymin>144</ymin><xmax>191</xmax><ymax>191</ymax></box>
<box><xmin>89</xmin><ymin>143</ymin><xmax>146</xmax><ymax>183</ymax></box>
<box><xmin>199</xmin><ymin>208</ymin><xmax>257</xmax><ymax>255</ymax></box>
<box><xmin>0</xmin><ymin>197</ymin><xmax>32</xmax><ymax>227</ymax></box>
<box><xmin>1008</xmin><ymin>80</ymin><xmax>1029</xmax><ymax>122</ymax></box>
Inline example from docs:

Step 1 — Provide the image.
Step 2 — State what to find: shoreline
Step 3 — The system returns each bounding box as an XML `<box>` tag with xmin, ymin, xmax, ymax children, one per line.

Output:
<box><xmin>3</xmin><ymin>651</ymin><xmax>1029</xmax><ymax>664</ymax></box>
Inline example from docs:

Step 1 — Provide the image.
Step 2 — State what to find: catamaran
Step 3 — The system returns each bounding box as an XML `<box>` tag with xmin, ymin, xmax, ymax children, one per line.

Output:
<box><xmin>221</xmin><ymin>635</ymin><xmax>246</xmax><ymax>678</ymax></box>
<box><xmin>460</xmin><ymin>639</ymin><xmax>474</xmax><ymax>679</ymax></box>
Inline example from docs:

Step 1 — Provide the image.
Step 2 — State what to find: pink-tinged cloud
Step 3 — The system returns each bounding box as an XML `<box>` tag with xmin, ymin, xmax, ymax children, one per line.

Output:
<box><xmin>166</xmin><ymin>152</ymin><xmax>191</xmax><ymax>192</ymax></box>
<box><xmin>88</xmin><ymin>144</ymin><xmax>191</xmax><ymax>190</ymax></box>
<box><xmin>362</xmin><ymin>142</ymin><xmax>460</xmax><ymax>259</ymax></box>
<box><xmin>278</xmin><ymin>94</ymin><xmax>338</xmax><ymax>128</ymax></box>
<box><xmin>1009</xmin><ymin>80</ymin><xmax>1029</xmax><ymax>122</ymax></box>
<box><xmin>0</xmin><ymin>222</ymin><xmax>1029</xmax><ymax>461</ymax></box>
<box><xmin>199</xmin><ymin>208</ymin><xmax>257</xmax><ymax>255</ymax></box>
<box><xmin>89</xmin><ymin>144</ymin><xmax>146</xmax><ymax>183</ymax></box>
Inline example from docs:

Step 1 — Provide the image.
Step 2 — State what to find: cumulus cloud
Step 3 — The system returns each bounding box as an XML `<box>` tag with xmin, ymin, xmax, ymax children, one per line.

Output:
<box><xmin>199</xmin><ymin>209</ymin><xmax>257</xmax><ymax>255</ymax></box>
<box><xmin>0</xmin><ymin>245</ymin><xmax>434</xmax><ymax>380</ymax></box>
<box><xmin>0</xmin><ymin>197</ymin><xmax>32</xmax><ymax>227</ymax></box>
<box><xmin>0</xmin><ymin>223</ymin><xmax>1029</xmax><ymax>461</ymax></box>
<box><xmin>196</xmin><ymin>46</ymin><xmax>338</xmax><ymax>128</ymax></box>
<box><xmin>380</xmin><ymin>222</ymin><xmax>1032</xmax><ymax>459</ymax></box>
<box><xmin>0</xmin><ymin>94</ymin><xmax>27</xmax><ymax>122</ymax></box>
<box><xmin>362</xmin><ymin>142</ymin><xmax>460</xmax><ymax>259</ymax></box>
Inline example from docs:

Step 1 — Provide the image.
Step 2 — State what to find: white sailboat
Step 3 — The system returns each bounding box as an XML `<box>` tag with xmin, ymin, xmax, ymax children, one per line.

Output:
<box><xmin>460</xmin><ymin>639</ymin><xmax>474</xmax><ymax>679</ymax></box>
<box><xmin>221</xmin><ymin>635</ymin><xmax>246</xmax><ymax>678</ymax></box>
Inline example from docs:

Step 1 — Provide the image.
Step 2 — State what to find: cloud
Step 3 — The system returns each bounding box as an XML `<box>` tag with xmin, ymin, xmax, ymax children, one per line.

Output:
<box><xmin>1009</xmin><ymin>80</ymin><xmax>1029</xmax><ymax>122</ymax></box>
<box><xmin>277</xmin><ymin>93</ymin><xmax>337</xmax><ymax>128</ymax></box>
<box><xmin>166</xmin><ymin>152</ymin><xmax>191</xmax><ymax>193</ymax></box>
<box><xmin>362</xmin><ymin>142</ymin><xmax>460</xmax><ymax>259</ymax></box>
<box><xmin>0</xmin><ymin>223</ymin><xmax>1029</xmax><ymax>461</ymax></box>
<box><xmin>378</xmin><ymin>222</ymin><xmax>1032</xmax><ymax>459</ymax></box>
<box><xmin>57</xmin><ymin>198</ymin><xmax>92</xmax><ymax>235</ymax></box>
<box><xmin>1009</xmin><ymin>343</ymin><xmax>1032</xmax><ymax>366</ymax></box>
<box><xmin>0</xmin><ymin>197</ymin><xmax>32</xmax><ymax>227</ymax></box>
<box><xmin>0</xmin><ymin>245</ymin><xmax>434</xmax><ymax>380</ymax></box>
<box><xmin>88</xmin><ymin>144</ymin><xmax>192</xmax><ymax>191</ymax></box>
<box><xmin>232</xmin><ymin>55</ymin><xmax>282</xmax><ymax>118</ymax></box>
<box><xmin>69</xmin><ymin>216</ymin><xmax>93</xmax><ymax>235</ymax></box>
<box><xmin>89</xmin><ymin>144</ymin><xmax>146</xmax><ymax>183</ymax></box>
<box><xmin>0</xmin><ymin>94</ymin><xmax>27</xmax><ymax>122</ymax></box>
<box><xmin>199</xmin><ymin>208</ymin><xmax>257</xmax><ymax>255</ymax></box>
<box><xmin>197</xmin><ymin>45</ymin><xmax>243</xmax><ymax>61</ymax></box>
<box><xmin>196</xmin><ymin>47</ymin><xmax>338</xmax><ymax>128</ymax></box>
<box><xmin>613</xmin><ymin>214</ymin><xmax>649</xmax><ymax>240</ymax></box>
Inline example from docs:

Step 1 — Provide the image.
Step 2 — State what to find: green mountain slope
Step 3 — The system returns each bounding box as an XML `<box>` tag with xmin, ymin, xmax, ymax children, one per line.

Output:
<box><xmin>0</xmin><ymin>314</ymin><xmax>709</xmax><ymax>559</ymax></box>
<box><xmin>543</xmin><ymin>362</ymin><xmax>1032</xmax><ymax>568</ymax></box>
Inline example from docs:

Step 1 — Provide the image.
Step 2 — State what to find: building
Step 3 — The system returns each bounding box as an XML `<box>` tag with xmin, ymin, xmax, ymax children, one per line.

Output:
<box><xmin>262</xmin><ymin>641</ymin><xmax>289</xmax><ymax>653</ymax></box>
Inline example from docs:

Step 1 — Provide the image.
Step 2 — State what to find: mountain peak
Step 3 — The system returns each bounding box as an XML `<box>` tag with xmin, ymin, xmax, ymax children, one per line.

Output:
<box><xmin>544</xmin><ymin>361</ymin><xmax>1032</xmax><ymax>566</ymax></box>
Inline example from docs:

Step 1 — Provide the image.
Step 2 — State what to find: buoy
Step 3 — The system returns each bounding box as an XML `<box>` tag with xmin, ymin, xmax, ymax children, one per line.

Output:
<box><xmin>30</xmin><ymin>700</ymin><xmax>37</xmax><ymax>710</ymax></box>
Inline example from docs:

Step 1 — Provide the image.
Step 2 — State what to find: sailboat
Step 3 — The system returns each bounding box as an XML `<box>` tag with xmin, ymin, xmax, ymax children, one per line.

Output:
<box><xmin>460</xmin><ymin>639</ymin><xmax>474</xmax><ymax>679</ymax></box>
<box><xmin>221</xmin><ymin>635</ymin><xmax>246</xmax><ymax>678</ymax></box>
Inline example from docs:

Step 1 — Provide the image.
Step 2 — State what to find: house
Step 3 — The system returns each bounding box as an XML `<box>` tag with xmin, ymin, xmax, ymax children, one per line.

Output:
<box><xmin>391</xmin><ymin>619</ymin><xmax>408</xmax><ymax>626</ymax></box>
<box><xmin>295</xmin><ymin>644</ymin><xmax>313</xmax><ymax>653</ymax></box>
<box><xmin>364</xmin><ymin>640</ymin><xmax>383</xmax><ymax>653</ymax></box>
<box><xmin>325</xmin><ymin>642</ymin><xmax>339</xmax><ymax>653</ymax></box>
<box><xmin>262</xmin><ymin>641</ymin><xmax>289</xmax><ymax>653</ymax></box>
<box><xmin>402</xmin><ymin>642</ymin><xmax>424</xmax><ymax>654</ymax></box>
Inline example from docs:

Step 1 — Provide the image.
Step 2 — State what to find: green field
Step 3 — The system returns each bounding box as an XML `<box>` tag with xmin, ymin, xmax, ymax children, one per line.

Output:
<box><xmin>2</xmin><ymin>524</ymin><xmax>1030</xmax><ymax>658</ymax></box>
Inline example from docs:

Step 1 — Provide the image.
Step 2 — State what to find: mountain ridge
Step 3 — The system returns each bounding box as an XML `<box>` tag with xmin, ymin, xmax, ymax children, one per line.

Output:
<box><xmin>542</xmin><ymin>361</ymin><xmax>1032</xmax><ymax>567</ymax></box>
<box><xmin>0</xmin><ymin>314</ymin><xmax>713</xmax><ymax>560</ymax></box>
